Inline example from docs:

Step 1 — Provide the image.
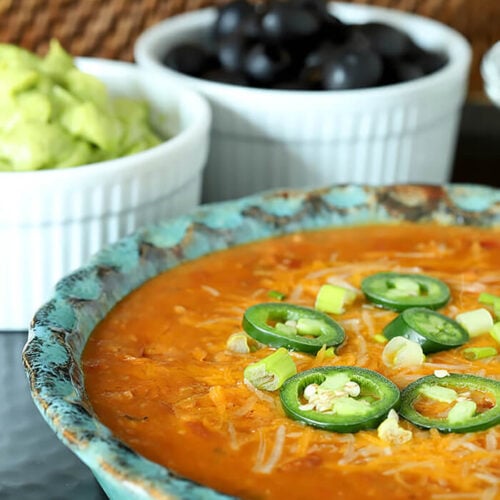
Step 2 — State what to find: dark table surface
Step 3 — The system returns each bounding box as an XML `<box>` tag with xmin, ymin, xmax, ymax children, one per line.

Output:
<box><xmin>1</xmin><ymin>102</ymin><xmax>499</xmax><ymax>500</ymax></box>
<box><xmin>0</xmin><ymin>332</ymin><xmax>107</xmax><ymax>500</ymax></box>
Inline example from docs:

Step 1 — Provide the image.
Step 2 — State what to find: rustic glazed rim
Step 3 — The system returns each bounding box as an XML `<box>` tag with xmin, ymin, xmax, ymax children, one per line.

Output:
<box><xmin>23</xmin><ymin>184</ymin><xmax>500</xmax><ymax>499</ymax></box>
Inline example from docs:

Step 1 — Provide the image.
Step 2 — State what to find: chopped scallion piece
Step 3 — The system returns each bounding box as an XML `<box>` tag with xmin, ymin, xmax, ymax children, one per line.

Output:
<box><xmin>447</xmin><ymin>400</ymin><xmax>477</xmax><ymax>424</ymax></box>
<box><xmin>275</xmin><ymin>322</ymin><xmax>297</xmax><ymax>336</ymax></box>
<box><xmin>478</xmin><ymin>292</ymin><xmax>499</xmax><ymax>305</ymax></box>
<box><xmin>296</xmin><ymin>318</ymin><xmax>325</xmax><ymax>336</ymax></box>
<box><xmin>455</xmin><ymin>308</ymin><xmax>494</xmax><ymax>338</ymax></box>
<box><xmin>382</xmin><ymin>336</ymin><xmax>425</xmax><ymax>368</ymax></box>
<box><xmin>490</xmin><ymin>323</ymin><xmax>500</xmax><ymax>344</ymax></box>
<box><xmin>324</xmin><ymin>347</ymin><xmax>336</xmax><ymax>358</ymax></box>
<box><xmin>268</xmin><ymin>290</ymin><xmax>286</xmax><ymax>301</ymax></box>
<box><xmin>420</xmin><ymin>385</ymin><xmax>457</xmax><ymax>403</ymax></box>
<box><xmin>462</xmin><ymin>346</ymin><xmax>498</xmax><ymax>361</ymax></box>
<box><xmin>373</xmin><ymin>334</ymin><xmax>388</xmax><ymax>344</ymax></box>
<box><xmin>244</xmin><ymin>347</ymin><xmax>297</xmax><ymax>391</ymax></box>
<box><xmin>226</xmin><ymin>332</ymin><xmax>261</xmax><ymax>353</ymax></box>
<box><xmin>478</xmin><ymin>293</ymin><xmax>500</xmax><ymax>320</ymax></box>
<box><xmin>315</xmin><ymin>284</ymin><xmax>356</xmax><ymax>314</ymax></box>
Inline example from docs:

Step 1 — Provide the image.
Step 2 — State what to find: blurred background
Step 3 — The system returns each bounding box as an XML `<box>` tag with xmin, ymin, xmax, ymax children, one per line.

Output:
<box><xmin>1</xmin><ymin>0</ymin><xmax>499</xmax><ymax>186</ymax></box>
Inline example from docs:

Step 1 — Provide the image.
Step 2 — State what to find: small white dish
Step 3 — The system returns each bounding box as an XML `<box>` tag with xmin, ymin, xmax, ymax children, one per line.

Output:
<box><xmin>0</xmin><ymin>58</ymin><xmax>211</xmax><ymax>330</ymax></box>
<box><xmin>481</xmin><ymin>41</ymin><xmax>500</xmax><ymax>106</ymax></box>
<box><xmin>135</xmin><ymin>2</ymin><xmax>472</xmax><ymax>202</ymax></box>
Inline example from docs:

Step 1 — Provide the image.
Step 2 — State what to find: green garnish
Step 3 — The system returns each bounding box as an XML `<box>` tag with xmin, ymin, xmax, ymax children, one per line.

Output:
<box><xmin>383</xmin><ymin>307</ymin><xmax>469</xmax><ymax>354</ymax></box>
<box><xmin>315</xmin><ymin>284</ymin><xmax>356</xmax><ymax>314</ymax></box>
<box><xmin>456</xmin><ymin>308</ymin><xmax>494</xmax><ymax>338</ymax></box>
<box><xmin>268</xmin><ymin>290</ymin><xmax>287</xmax><ymax>301</ymax></box>
<box><xmin>462</xmin><ymin>346</ymin><xmax>498</xmax><ymax>361</ymax></box>
<box><xmin>242</xmin><ymin>302</ymin><xmax>345</xmax><ymax>354</ymax></box>
<box><xmin>280</xmin><ymin>366</ymin><xmax>400</xmax><ymax>433</ymax></box>
<box><xmin>399</xmin><ymin>374</ymin><xmax>500</xmax><ymax>433</ymax></box>
<box><xmin>361</xmin><ymin>272</ymin><xmax>450</xmax><ymax>312</ymax></box>
<box><xmin>479</xmin><ymin>292</ymin><xmax>500</xmax><ymax>319</ymax></box>
<box><xmin>490</xmin><ymin>323</ymin><xmax>500</xmax><ymax>344</ymax></box>
<box><xmin>226</xmin><ymin>332</ymin><xmax>260</xmax><ymax>354</ymax></box>
<box><xmin>243</xmin><ymin>348</ymin><xmax>297</xmax><ymax>391</ymax></box>
<box><xmin>373</xmin><ymin>334</ymin><xmax>388</xmax><ymax>344</ymax></box>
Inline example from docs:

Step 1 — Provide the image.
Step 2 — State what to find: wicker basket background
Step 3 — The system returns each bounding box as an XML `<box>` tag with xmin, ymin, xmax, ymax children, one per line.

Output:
<box><xmin>0</xmin><ymin>0</ymin><xmax>498</xmax><ymax>99</ymax></box>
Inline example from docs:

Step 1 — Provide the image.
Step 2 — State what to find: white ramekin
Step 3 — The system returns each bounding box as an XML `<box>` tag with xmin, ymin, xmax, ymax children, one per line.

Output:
<box><xmin>135</xmin><ymin>3</ymin><xmax>472</xmax><ymax>202</ymax></box>
<box><xmin>0</xmin><ymin>58</ymin><xmax>211</xmax><ymax>330</ymax></box>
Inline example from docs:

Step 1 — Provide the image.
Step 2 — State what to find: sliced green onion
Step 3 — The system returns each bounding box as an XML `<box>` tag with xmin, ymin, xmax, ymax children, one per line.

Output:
<box><xmin>315</xmin><ymin>344</ymin><xmax>336</xmax><ymax>360</ymax></box>
<box><xmin>462</xmin><ymin>346</ymin><xmax>498</xmax><ymax>361</ymax></box>
<box><xmin>373</xmin><ymin>334</ymin><xmax>388</xmax><ymax>344</ymax></box>
<box><xmin>268</xmin><ymin>290</ymin><xmax>287</xmax><ymax>301</ymax></box>
<box><xmin>244</xmin><ymin>347</ymin><xmax>297</xmax><ymax>391</ymax></box>
<box><xmin>382</xmin><ymin>336</ymin><xmax>425</xmax><ymax>368</ymax></box>
<box><xmin>226</xmin><ymin>332</ymin><xmax>260</xmax><ymax>354</ymax></box>
<box><xmin>377</xmin><ymin>409</ymin><xmax>413</xmax><ymax>444</ymax></box>
<box><xmin>275</xmin><ymin>322</ymin><xmax>298</xmax><ymax>336</ymax></box>
<box><xmin>490</xmin><ymin>323</ymin><xmax>500</xmax><ymax>343</ymax></box>
<box><xmin>227</xmin><ymin>332</ymin><xmax>251</xmax><ymax>353</ymax></box>
<box><xmin>296</xmin><ymin>318</ymin><xmax>326</xmax><ymax>336</ymax></box>
<box><xmin>447</xmin><ymin>400</ymin><xmax>477</xmax><ymax>424</ymax></box>
<box><xmin>420</xmin><ymin>385</ymin><xmax>457</xmax><ymax>403</ymax></box>
<box><xmin>455</xmin><ymin>308</ymin><xmax>494</xmax><ymax>338</ymax></box>
<box><xmin>478</xmin><ymin>293</ymin><xmax>500</xmax><ymax>319</ymax></box>
<box><xmin>324</xmin><ymin>347</ymin><xmax>336</xmax><ymax>358</ymax></box>
<box><xmin>315</xmin><ymin>284</ymin><xmax>356</xmax><ymax>314</ymax></box>
<box><xmin>479</xmin><ymin>292</ymin><xmax>499</xmax><ymax>305</ymax></box>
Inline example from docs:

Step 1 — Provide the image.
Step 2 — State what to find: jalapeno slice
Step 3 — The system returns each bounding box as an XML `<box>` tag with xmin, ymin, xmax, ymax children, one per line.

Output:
<box><xmin>242</xmin><ymin>303</ymin><xmax>345</xmax><ymax>354</ymax></box>
<box><xmin>383</xmin><ymin>307</ymin><xmax>469</xmax><ymax>354</ymax></box>
<box><xmin>280</xmin><ymin>366</ymin><xmax>400</xmax><ymax>433</ymax></box>
<box><xmin>399</xmin><ymin>374</ymin><xmax>500</xmax><ymax>433</ymax></box>
<box><xmin>361</xmin><ymin>272</ymin><xmax>450</xmax><ymax>311</ymax></box>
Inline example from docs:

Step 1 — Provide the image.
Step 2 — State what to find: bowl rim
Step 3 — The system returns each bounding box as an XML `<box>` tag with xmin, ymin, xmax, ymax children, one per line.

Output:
<box><xmin>23</xmin><ymin>183</ymin><xmax>500</xmax><ymax>500</ymax></box>
<box><xmin>134</xmin><ymin>2</ymin><xmax>472</xmax><ymax>103</ymax></box>
<box><xmin>0</xmin><ymin>57</ymin><xmax>211</xmax><ymax>180</ymax></box>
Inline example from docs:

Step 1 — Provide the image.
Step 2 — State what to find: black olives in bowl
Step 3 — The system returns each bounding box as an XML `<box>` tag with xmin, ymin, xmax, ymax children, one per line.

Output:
<box><xmin>135</xmin><ymin>1</ymin><xmax>471</xmax><ymax>203</ymax></box>
<box><xmin>161</xmin><ymin>0</ymin><xmax>448</xmax><ymax>90</ymax></box>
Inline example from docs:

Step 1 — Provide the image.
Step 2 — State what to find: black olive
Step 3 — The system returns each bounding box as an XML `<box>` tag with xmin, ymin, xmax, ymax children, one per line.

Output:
<box><xmin>292</xmin><ymin>0</ymin><xmax>329</xmax><ymax>18</ymax></box>
<box><xmin>214</xmin><ymin>0</ymin><xmax>256</xmax><ymax>40</ymax></box>
<box><xmin>322</xmin><ymin>46</ymin><xmax>383</xmax><ymax>90</ymax></box>
<box><xmin>356</xmin><ymin>22</ymin><xmax>413</xmax><ymax>58</ymax></box>
<box><xmin>321</xmin><ymin>14</ymin><xmax>350</xmax><ymax>43</ymax></box>
<box><xmin>304</xmin><ymin>40</ymin><xmax>338</xmax><ymax>69</ymax></box>
<box><xmin>394</xmin><ymin>61</ymin><xmax>425</xmax><ymax>82</ymax></box>
<box><xmin>299</xmin><ymin>64</ymin><xmax>323</xmax><ymax>89</ymax></box>
<box><xmin>166</xmin><ymin>0</ymin><xmax>447</xmax><ymax>89</ymax></box>
<box><xmin>243</xmin><ymin>43</ymin><xmax>292</xmax><ymax>85</ymax></box>
<box><xmin>217</xmin><ymin>34</ymin><xmax>249</xmax><ymax>73</ymax></box>
<box><xmin>342</xmin><ymin>27</ymin><xmax>372</xmax><ymax>52</ymax></box>
<box><xmin>410</xmin><ymin>49</ymin><xmax>448</xmax><ymax>74</ymax></box>
<box><xmin>261</xmin><ymin>2</ymin><xmax>322</xmax><ymax>45</ymax></box>
<box><xmin>162</xmin><ymin>43</ymin><xmax>215</xmax><ymax>76</ymax></box>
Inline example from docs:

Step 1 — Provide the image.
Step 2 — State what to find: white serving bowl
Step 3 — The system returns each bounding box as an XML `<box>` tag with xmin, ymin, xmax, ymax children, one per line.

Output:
<box><xmin>0</xmin><ymin>58</ymin><xmax>211</xmax><ymax>331</ymax></box>
<box><xmin>135</xmin><ymin>2</ymin><xmax>472</xmax><ymax>202</ymax></box>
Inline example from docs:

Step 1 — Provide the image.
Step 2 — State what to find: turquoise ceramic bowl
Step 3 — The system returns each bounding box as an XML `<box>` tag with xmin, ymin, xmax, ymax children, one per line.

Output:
<box><xmin>23</xmin><ymin>184</ymin><xmax>499</xmax><ymax>499</ymax></box>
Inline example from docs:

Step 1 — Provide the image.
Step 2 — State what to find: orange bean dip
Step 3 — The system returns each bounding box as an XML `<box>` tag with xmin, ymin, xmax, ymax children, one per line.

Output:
<box><xmin>83</xmin><ymin>223</ymin><xmax>500</xmax><ymax>499</ymax></box>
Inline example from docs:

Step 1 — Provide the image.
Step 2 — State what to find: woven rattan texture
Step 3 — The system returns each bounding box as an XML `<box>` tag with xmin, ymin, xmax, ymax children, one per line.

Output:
<box><xmin>0</xmin><ymin>0</ymin><xmax>497</xmax><ymax>97</ymax></box>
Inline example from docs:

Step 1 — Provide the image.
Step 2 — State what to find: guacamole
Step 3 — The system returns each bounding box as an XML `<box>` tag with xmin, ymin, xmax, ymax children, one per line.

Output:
<box><xmin>0</xmin><ymin>40</ymin><xmax>162</xmax><ymax>171</ymax></box>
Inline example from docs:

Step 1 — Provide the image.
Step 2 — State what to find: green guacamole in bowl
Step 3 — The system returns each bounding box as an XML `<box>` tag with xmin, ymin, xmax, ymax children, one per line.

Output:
<box><xmin>0</xmin><ymin>40</ymin><xmax>162</xmax><ymax>171</ymax></box>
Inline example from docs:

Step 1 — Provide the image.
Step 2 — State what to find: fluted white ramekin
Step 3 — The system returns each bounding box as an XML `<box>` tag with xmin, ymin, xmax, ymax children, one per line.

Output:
<box><xmin>0</xmin><ymin>58</ymin><xmax>211</xmax><ymax>330</ymax></box>
<box><xmin>135</xmin><ymin>2</ymin><xmax>471</xmax><ymax>202</ymax></box>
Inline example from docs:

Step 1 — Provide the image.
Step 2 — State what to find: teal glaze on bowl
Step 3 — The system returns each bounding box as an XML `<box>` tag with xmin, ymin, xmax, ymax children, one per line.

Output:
<box><xmin>23</xmin><ymin>185</ymin><xmax>500</xmax><ymax>500</ymax></box>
